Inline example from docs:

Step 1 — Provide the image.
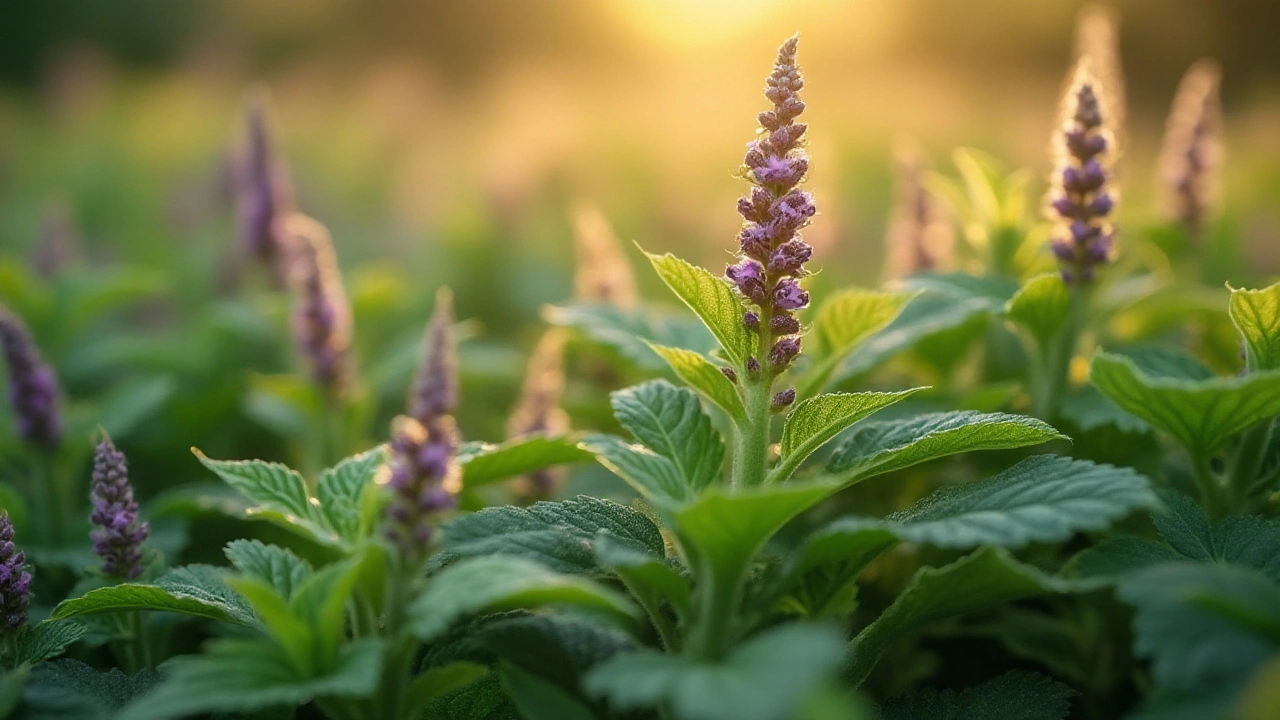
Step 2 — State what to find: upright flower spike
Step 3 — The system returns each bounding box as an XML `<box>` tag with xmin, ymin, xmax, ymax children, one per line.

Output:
<box><xmin>508</xmin><ymin>330</ymin><xmax>570</xmax><ymax>497</ymax></box>
<box><xmin>236</xmin><ymin>89</ymin><xmax>294</xmax><ymax>280</ymax></box>
<box><xmin>1158</xmin><ymin>60</ymin><xmax>1223</xmax><ymax>241</ymax></box>
<box><xmin>728</xmin><ymin>35</ymin><xmax>814</xmax><ymax>383</ymax></box>
<box><xmin>0</xmin><ymin>512</ymin><xmax>31</xmax><ymax>631</ymax></box>
<box><xmin>382</xmin><ymin>289</ymin><xmax>461</xmax><ymax>560</ymax></box>
<box><xmin>883</xmin><ymin>144</ymin><xmax>952</xmax><ymax>281</ymax></box>
<box><xmin>1072</xmin><ymin>6</ymin><xmax>1126</xmax><ymax>142</ymax></box>
<box><xmin>409</xmin><ymin>289</ymin><xmax>457</xmax><ymax>426</ymax></box>
<box><xmin>572</xmin><ymin>202</ymin><xmax>638</xmax><ymax>309</ymax></box>
<box><xmin>1047</xmin><ymin>62</ymin><xmax>1116</xmax><ymax>285</ymax></box>
<box><xmin>281</xmin><ymin>213</ymin><xmax>353</xmax><ymax>396</ymax></box>
<box><xmin>0</xmin><ymin>305</ymin><xmax>62</xmax><ymax>448</ymax></box>
<box><xmin>89</xmin><ymin>435</ymin><xmax>150</xmax><ymax>580</ymax></box>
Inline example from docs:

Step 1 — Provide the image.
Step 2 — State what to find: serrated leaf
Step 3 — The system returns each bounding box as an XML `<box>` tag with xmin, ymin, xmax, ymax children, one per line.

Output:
<box><xmin>436</xmin><ymin>495</ymin><xmax>665</xmax><ymax>576</ymax></box>
<box><xmin>0</xmin><ymin>621</ymin><xmax>85</xmax><ymax>670</ymax></box>
<box><xmin>119</xmin><ymin>637</ymin><xmax>384</xmax><ymax>720</ymax></box>
<box><xmin>585</xmin><ymin>623</ymin><xmax>844</xmax><ymax>720</ymax></box>
<box><xmin>772</xmin><ymin>390</ymin><xmax>922</xmax><ymax>483</ymax></box>
<box><xmin>192</xmin><ymin>450</ymin><xmax>338</xmax><ymax>547</ymax></box>
<box><xmin>50</xmin><ymin>565</ymin><xmax>254</xmax><ymax>626</ymax></box>
<box><xmin>224</xmin><ymin>540</ymin><xmax>313</xmax><ymax>601</ymax></box>
<box><xmin>409</xmin><ymin>555</ymin><xmax>640</xmax><ymax>642</ymax></box>
<box><xmin>1090</xmin><ymin>351</ymin><xmax>1280</xmax><ymax>457</ymax></box>
<box><xmin>544</xmin><ymin>302</ymin><xmax>716</xmax><ymax>372</ymax></box>
<box><xmin>612</xmin><ymin>381</ymin><xmax>725</xmax><ymax>495</ymax></box>
<box><xmin>316</xmin><ymin>447</ymin><xmax>384</xmax><ymax>540</ymax></box>
<box><xmin>458</xmin><ymin>436</ymin><xmax>594</xmax><ymax>488</ymax></box>
<box><xmin>881</xmin><ymin>670</ymin><xmax>1074</xmax><ymax>720</ymax></box>
<box><xmin>1231</xmin><ymin>283</ymin><xmax>1280</xmax><ymax>372</ymax></box>
<box><xmin>649</xmin><ymin>344</ymin><xmax>745</xmax><ymax>420</ymax></box>
<box><xmin>646</xmin><ymin>251</ymin><xmax>752</xmax><ymax>365</ymax></box>
<box><xmin>825</xmin><ymin>411</ymin><xmax>1064</xmax><ymax>485</ymax></box>
<box><xmin>846</xmin><ymin>547</ymin><xmax>1075</xmax><ymax>686</ymax></box>
<box><xmin>1005</xmin><ymin>273</ymin><xmax>1071</xmax><ymax>347</ymax></box>
<box><xmin>580</xmin><ymin>434</ymin><xmax>688</xmax><ymax>504</ymax></box>
<box><xmin>21</xmin><ymin>659</ymin><xmax>161</xmax><ymax>720</ymax></box>
<box><xmin>799</xmin><ymin>289</ymin><xmax>916</xmax><ymax>396</ymax></box>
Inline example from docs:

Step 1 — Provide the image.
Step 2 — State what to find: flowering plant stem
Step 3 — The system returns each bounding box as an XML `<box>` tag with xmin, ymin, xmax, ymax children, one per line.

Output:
<box><xmin>1032</xmin><ymin>290</ymin><xmax>1089</xmax><ymax>421</ymax></box>
<box><xmin>734</xmin><ymin>376</ymin><xmax>773</xmax><ymax>489</ymax></box>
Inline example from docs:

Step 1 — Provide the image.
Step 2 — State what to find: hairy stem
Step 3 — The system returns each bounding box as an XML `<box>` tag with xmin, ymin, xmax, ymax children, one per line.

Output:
<box><xmin>1032</xmin><ymin>290</ymin><xmax>1088</xmax><ymax>420</ymax></box>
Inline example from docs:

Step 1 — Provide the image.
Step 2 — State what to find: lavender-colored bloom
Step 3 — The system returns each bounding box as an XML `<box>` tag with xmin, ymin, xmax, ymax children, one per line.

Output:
<box><xmin>281</xmin><ymin>214</ymin><xmax>353</xmax><ymax>395</ymax></box>
<box><xmin>409</xmin><ymin>289</ymin><xmax>458</xmax><ymax>425</ymax></box>
<box><xmin>1158</xmin><ymin>59</ymin><xmax>1222</xmax><ymax>242</ymax></box>
<box><xmin>725</xmin><ymin>35</ymin><xmax>814</xmax><ymax>401</ymax></box>
<box><xmin>89</xmin><ymin>436</ymin><xmax>149</xmax><ymax>580</ymax></box>
<box><xmin>771</xmin><ymin>388</ymin><xmax>796</xmax><ymax>412</ymax></box>
<box><xmin>1047</xmin><ymin>62</ymin><xmax>1116</xmax><ymax>285</ymax></box>
<box><xmin>507</xmin><ymin>330</ymin><xmax>570</xmax><ymax>499</ymax></box>
<box><xmin>0</xmin><ymin>306</ymin><xmax>62</xmax><ymax>448</ymax></box>
<box><xmin>0</xmin><ymin>512</ymin><xmax>31</xmax><ymax>631</ymax></box>
<box><xmin>236</xmin><ymin>89</ymin><xmax>294</xmax><ymax>281</ymax></box>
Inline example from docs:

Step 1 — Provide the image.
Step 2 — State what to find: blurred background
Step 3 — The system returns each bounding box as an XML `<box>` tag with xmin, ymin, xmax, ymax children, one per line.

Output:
<box><xmin>1</xmin><ymin>0</ymin><xmax>1279</xmax><ymax>488</ymax></box>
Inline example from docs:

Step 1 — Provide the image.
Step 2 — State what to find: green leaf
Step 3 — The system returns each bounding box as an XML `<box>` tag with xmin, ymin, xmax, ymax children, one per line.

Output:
<box><xmin>119</xmin><ymin>637</ymin><xmax>384</xmax><ymax>720</ymax></box>
<box><xmin>880</xmin><ymin>670</ymin><xmax>1075</xmax><ymax>720</ymax></box>
<box><xmin>580</xmin><ymin>434</ymin><xmax>688</xmax><ymax>504</ymax></box>
<box><xmin>409</xmin><ymin>555</ymin><xmax>640</xmax><ymax>642</ymax></box>
<box><xmin>1005</xmin><ymin>273</ymin><xmax>1071</xmax><ymax>347</ymax></box>
<box><xmin>458</xmin><ymin>436</ymin><xmax>595</xmax><ymax>488</ymax></box>
<box><xmin>404</xmin><ymin>662</ymin><xmax>490</xmax><ymax>714</ymax></box>
<box><xmin>50</xmin><ymin>565</ymin><xmax>254</xmax><ymax>626</ymax></box>
<box><xmin>799</xmin><ymin>289</ymin><xmax>917</xmax><ymax>396</ymax></box>
<box><xmin>612</xmin><ymin>381</ymin><xmax>725</xmax><ymax>494</ymax></box>
<box><xmin>900</xmin><ymin>272</ymin><xmax>1021</xmax><ymax>310</ymax></box>
<box><xmin>824</xmin><ymin>411</ymin><xmax>1064</xmax><ymax>485</ymax></box>
<box><xmin>649</xmin><ymin>344</ymin><xmax>746</xmax><ymax>421</ymax></box>
<box><xmin>0</xmin><ymin>665</ymin><xmax>26</xmax><ymax>717</ymax></box>
<box><xmin>500</xmin><ymin>663</ymin><xmax>597</xmax><ymax>720</ymax></box>
<box><xmin>436</xmin><ymin>495</ymin><xmax>665</xmax><ymax>576</ymax></box>
<box><xmin>316</xmin><ymin>446</ymin><xmax>384</xmax><ymax>540</ymax></box>
<box><xmin>21</xmin><ymin>659</ymin><xmax>160</xmax><ymax>720</ymax></box>
<box><xmin>772</xmin><ymin>390</ymin><xmax>922</xmax><ymax>483</ymax></box>
<box><xmin>1090</xmin><ymin>351</ymin><xmax>1280</xmax><ymax>457</ymax></box>
<box><xmin>832</xmin><ymin>294</ymin><xmax>996</xmax><ymax>382</ymax></box>
<box><xmin>544</xmin><ymin>301</ymin><xmax>716</xmax><ymax>372</ymax></box>
<box><xmin>1231</xmin><ymin>283</ymin><xmax>1280</xmax><ymax>372</ymax></box>
<box><xmin>0</xmin><ymin>621</ymin><xmax>85</xmax><ymax>670</ymax></box>
<box><xmin>224</xmin><ymin>540</ymin><xmax>313</xmax><ymax>601</ymax></box>
<box><xmin>1119</xmin><ymin>562</ymin><xmax>1280</xmax><ymax>692</ymax></box>
<box><xmin>595</xmin><ymin>535</ymin><xmax>692</xmax><ymax>619</ymax></box>
<box><xmin>424</xmin><ymin>672</ymin><xmax>520</xmax><ymax>720</ymax></box>
<box><xmin>585</xmin><ymin>623</ymin><xmax>844</xmax><ymax>720</ymax></box>
<box><xmin>192</xmin><ymin>450</ymin><xmax>338</xmax><ymax>547</ymax></box>
<box><xmin>846</xmin><ymin>547</ymin><xmax>1074</xmax><ymax>686</ymax></box>
<box><xmin>646</xmin><ymin>251</ymin><xmax>752</xmax><ymax>365</ymax></box>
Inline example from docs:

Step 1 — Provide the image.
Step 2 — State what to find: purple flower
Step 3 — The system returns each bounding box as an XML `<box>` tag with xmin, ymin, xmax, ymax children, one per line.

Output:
<box><xmin>726</xmin><ymin>260</ymin><xmax>768</xmax><ymax>304</ymax></box>
<box><xmin>771</xmin><ymin>388</ymin><xmax>796</xmax><ymax>412</ymax></box>
<box><xmin>769</xmin><ymin>336</ymin><xmax>801</xmax><ymax>370</ymax></box>
<box><xmin>1046</xmin><ymin>63</ymin><xmax>1116</xmax><ymax>285</ymax></box>
<box><xmin>0</xmin><ymin>306</ymin><xmax>62</xmax><ymax>449</ymax></box>
<box><xmin>1158</xmin><ymin>59</ymin><xmax>1222</xmax><ymax>242</ymax></box>
<box><xmin>507</xmin><ymin>330</ymin><xmax>570</xmax><ymax>499</ymax></box>
<box><xmin>0</xmin><ymin>513</ymin><xmax>31</xmax><ymax>632</ymax></box>
<box><xmin>89</xmin><ymin>436</ymin><xmax>150</xmax><ymax>580</ymax></box>
<box><xmin>409</xmin><ymin>289</ymin><xmax>458</xmax><ymax>425</ymax></box>
<box><xmin>281</xmin><ymin>214</ymin><xmax>353</xmax><ymax>395</ymax></box>
<box><xmin>772</xmin><ymin>278</ymin><xmax>809</xmax><ymax>311</ymax></box>
<box><xmin>236</xmin><ymin>89</ymin><xmax>294</xmax><ymax>281</ymax></box>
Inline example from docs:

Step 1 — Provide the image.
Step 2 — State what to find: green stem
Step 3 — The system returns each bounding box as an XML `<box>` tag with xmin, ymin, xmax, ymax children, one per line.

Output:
<box><xmin>733</xmin><ymin>379</ymin><xmax>772</xmax><ymax>488</ymax></box>
<box><xmin>1229</xmin><ymin>420</ymin><xmax>1274</xmax><ymax>513</ymax></box>
<box><xmin>1192</xmin><ymin>453</ymin><xmax>1226</xmax><ymax>520</ymax></box>
<box><xmin>687</xmin><ymin>565</ymin><xmax>738</xmax><ymax>662</ymax></box>
<box><xmin>1032</xmin><ymin>291</ymin><xmax>1088</xmax><ymax>420</ymax></box>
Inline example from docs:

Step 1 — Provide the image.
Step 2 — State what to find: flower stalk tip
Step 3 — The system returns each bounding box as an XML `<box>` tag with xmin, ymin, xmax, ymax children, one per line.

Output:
<box><xmin>89</xmin><ymin>434</ymin><xmax>150</xmax><ymax>580</ymax></box>
<box><xmin>281</xmin><ymin>213</ymin><xmax>353</xmax><ymax>396</ymax></box>
<box><xmin>409</xmin><ymin>288</ymin><xmax>458</xmax><ymax>426</ymax></box>
<box><xmin>1159</xmin><ymin>59</ymin><xmax>1222</xmax><ymax>241</ymax></box>
<box><xmin>237</xmin><ymin>89</ymin><xmax>295</xmax><ymax>279</ymax></box>
<box><xmin>0</xmin><ymin>306</ymin><xmax>62</xmax><ymax>449</ymax></box>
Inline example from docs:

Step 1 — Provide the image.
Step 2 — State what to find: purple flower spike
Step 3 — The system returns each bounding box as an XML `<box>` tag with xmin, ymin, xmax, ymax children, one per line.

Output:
<box><xmin>726</xmin><ymin>36</ymin><xmax>813</xmax><ymax>372</ymax></box>
<box><xmin>409</xmin><ymin>289</ymin><xmax>458</xmax><ymax>426</ymax></box>
<box><xmin>236</xmin><ymin>89</ymin><xmax>294</xmax><ymax>281</ymax></box>
<box><xmin>0</xmin><ymin>306</ymin><xmax>62</xmax><ymax>449</ymax></box>
<box><xmin>89</xmin><ymin>435</ymin><xmax>150</xmax><ymax>580</ymax></box>
<box><xmin>382</xmin><ymin>415</ymin><xmax>459</xmax><ymax>560</ymax></box>
<box><xmin>507</xmin><ymin>330</ymin><xmax>570</xmax><ymax>500</ymax></box>
<box><xmin>282</xmin><ymin>214</ymin><xmax>353</xmax><ymax>396</ymax></box>
<box><xmin>1158</xmin><ymin>60</ymin><xmax>1222</xmax><ymax>242</ymax></box>
<box><xmin>0</xmin><ymin>512</ymin><xmax>31</xmax><ymax>631</ymax></box>
<box><xmin>1046</xmin><ymin>62</ymin><xmax>1117</xmax><ymax>285</ymax></box>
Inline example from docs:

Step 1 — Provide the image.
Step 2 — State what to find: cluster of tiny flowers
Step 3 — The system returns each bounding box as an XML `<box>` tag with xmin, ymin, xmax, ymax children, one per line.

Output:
<box><xmin>383</xmin><ymin>295</ymin><xmax>460</xmax><ymax>559</ymax></box>
<box><xmin>1159</xmin><ymin>60</ymin><xmax>1222</xmax><ymax>240</ymax></box>
<box><xmin>0</xmin><ymin>306</ymin><xmax>62</xmax><ymax>448</ymax></box>
<box><xmin>0</xmin><ymin>512</ymin><xmax>31</xmax><ymax>631</ymax></box>
<box><xmin>282</xmin><ymin>214</ymin><xmax>353</xmax><ymax>395</ymax></box>
<box><xmin>726</xmin><ymin>36</ymin><xmax>814</xmax><ymax>410</ymax></box>
<box><xmin>507</xmin><ymin>330</ymin><xmax>570</xmax><ymax>497</ymax></box>
<box><xmin>1048</xmin><ymin>64</ymin><xmax>1116</xmax><ymax>285</ymax></box>
<box><xmin>237</xmin><ymin>91</ymin><xmax>294</xmax><ymax>280</ymax></box>
<box><xmin>89</xmin><ymin>436</ymin><xmax>150</xmax><ymax>580</ymax></box>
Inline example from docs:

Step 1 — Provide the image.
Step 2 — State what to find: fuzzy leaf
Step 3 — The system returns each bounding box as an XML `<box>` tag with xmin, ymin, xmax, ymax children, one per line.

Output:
<box><xmin>409</xmin><ymin>555</ymin><xmax>640</xmax><ymax>642</ymax></box>
<box><xmin>436</xmin><ymin>495</ymin><xmax>665</xmax><ymax>576</ymax></box>
<box><xmin>825</xmin><ymin>411</ymin><xmax>1064</xmax><ymax>485</ymax></box>
<box><xmin>647</xmin><ymin>251</ymin><xmax>753</xmax><ymax>365</ymax></box>
<box><xmin>424</xmin><ymin>671</ymin><xmax>520</xmax><ymax>720</ymax></box>
<box><xmin>50</xmin><ymin>565</ymin><xmax>254</xmax><ymax>626</ymax></box>
<box><xmin>580</xmin><ymin>434</ymin><xmax>688</xmax><ymax>504</ymax></box>
<box><xmin>1231</xmin><ymin>283</ymin><xmax>1280</xmax><ymax>372</ymax></box>
<box><xmin>649</xmin><ymin>344</ymin><xmax>746</xmax><ymax>421</ymax></box>
<box><xmin>1005</xmin><ymin>273</ymin><xmax>1071</xmax><ymax>347</ymax></box>
<box><xmin>457</xmin><ymin>436</ymin><xmax>594</xmax><ymax>488</ymax></box>
<box><xmin>799</xmin><ymin>289</ymin><xmax>916</xmax><ymax>396</ymax></box>
<box><xmin>1090</xmin><ymin>351</ymin><xmax>1280</xmax><ymax>457</ymax></box>
<box><xmin>881</xmin><ymin>670</ymin><xmax>1074</xmax><ymax>720</ymax></box>
<box><xmin>501</xmin><ymin>663</ymin><xmax>597</xmax><ymax>720</ymax></box>
<box><xmin>544</xmin><ymin>302</ymin><xmax>716</xmax><ymax>372</ymax></box>
<box><xmin>612</xmin><ymin>381</ymin><xmax>725</xmax><ymax>494</ymax></box>
<box><xmin>846</xmin><ymin>547</ymin><xmax>1075</xmax><ymax>686</ymax></box>
<box><xmin>316</xmin><ymin>447</ymin><xmax>384</xmax><ymax>540</ymax></box>
<box><xmin>224</xmin><ymin>540</ymin><xmax>313</xmax><ymax>601</ymax></box>
<box><xmin>119</xmin><ymin>637</ymin><xmax>384</xmax><ymax>720</ymax></box>
<box><xmin>833</xmin><ymin>294</ymin><xmax>997</xmax><ymax>382</ymax></box>
<box><xmin>192</xmin><ymin>450</ymin><xmax>339</xmax><ymax>547</ymax></box>
<box><xmin>21</xmin><ymin>659</ymin><xmax>161</xmax><ymax>720</ymax></box>
<box><xmin>0</xmin><ymin>621</ymin><xmax>85</xmax><ymax>670</ymax></box>
<box><xmin>585</xmin><ymin>624</ymin><xmax>844</xmax><ymax>720</ymax></box>
<box><xmin>772</xmin><ymin>390</ymin><xmax>922</xmax><ymax>483</ymax></box>
<box><xmin>403</xmin><ymin>662</ymin><xmax>491</xmax><ymax>714</ymax></box>
<box><xmin>595</xmin><ymin>535</ymin><xmax>692</xmax><ymax>618</ymax></box>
